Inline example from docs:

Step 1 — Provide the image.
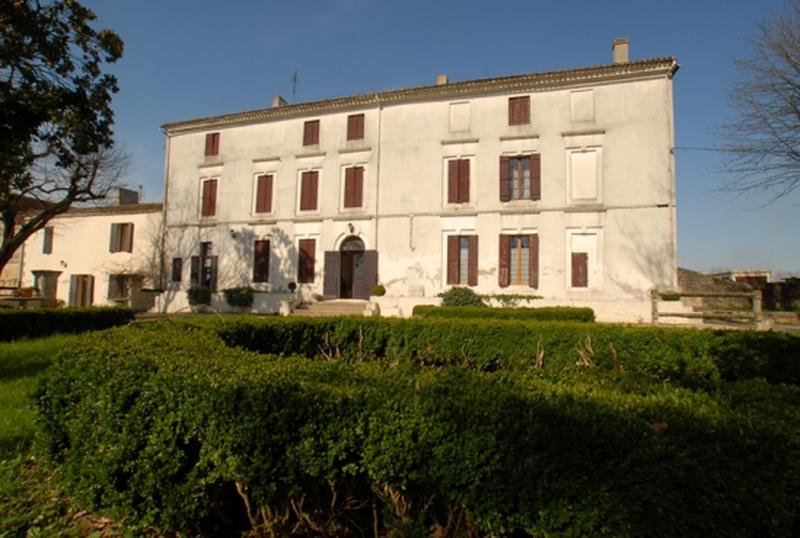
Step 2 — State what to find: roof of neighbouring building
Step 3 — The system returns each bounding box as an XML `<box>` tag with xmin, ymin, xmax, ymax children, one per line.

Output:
<box><xmin>58</xmin><ymin>202</ymin><xmax>163</xmax><ymax>217</ymax></box>
<box><xmin>162</xmin><ymin>56</ymin><xmax>679</xmax><ymax>134</ymax></box>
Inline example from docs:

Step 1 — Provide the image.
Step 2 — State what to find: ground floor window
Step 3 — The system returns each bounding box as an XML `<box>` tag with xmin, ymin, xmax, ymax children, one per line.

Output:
<box><xmin>190</xmin><ymin>242</ymin><xmax>218</xmax><ymax>291</ymax></box>
<box><xmin>446</xmin><ymin>235</ymin><xmax>478</xmax><ymax>286</ymax></box>
<box><xmin>499</xmin><ymin>233</ymin><xmax>539</xmax><ymax>288</ymax></box>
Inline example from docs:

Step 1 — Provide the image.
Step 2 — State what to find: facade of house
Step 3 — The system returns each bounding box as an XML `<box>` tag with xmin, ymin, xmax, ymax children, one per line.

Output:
<box><xmin>160</xmin><ymin>39</ymin><xmax>679</xmax><ymax>321</ymax></box>
<box><xmin>20</xmin><ymin>193</ymin><xmax>163</xmax><ymax>311</ymax></box>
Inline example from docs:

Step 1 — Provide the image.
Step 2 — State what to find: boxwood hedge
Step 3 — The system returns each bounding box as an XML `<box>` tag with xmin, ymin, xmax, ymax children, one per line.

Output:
<box><xmin>36</xmin><ymin>322</ymin><xmax>800</xmax><ymax>536</ymax></box>
<box><xmin>218</xmin><ymin>316</ymin><xmax>800</xmax><ymax>388</ymax></box>
<box><xmin>413</xmin><ymin>305</ymin><xmax>595</xmax><ymax>322</ymax></box>
<box><xmin>0</xmin><ymin>306</ymin><xmax>134</xmax><ymax>341</ymax></box>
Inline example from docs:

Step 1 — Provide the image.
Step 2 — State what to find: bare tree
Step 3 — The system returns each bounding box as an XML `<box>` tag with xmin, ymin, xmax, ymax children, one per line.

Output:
<box><xmin>719</xmin><ymin>1</ymin><xmax>800</xmax><ymax>202</ymax></box>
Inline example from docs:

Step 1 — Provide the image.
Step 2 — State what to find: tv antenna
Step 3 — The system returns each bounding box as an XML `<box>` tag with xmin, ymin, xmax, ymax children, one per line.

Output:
<box><xmin>291</xmin><ymin>70</ymin><xmax>299</xmax><ymax>103</ymax></box>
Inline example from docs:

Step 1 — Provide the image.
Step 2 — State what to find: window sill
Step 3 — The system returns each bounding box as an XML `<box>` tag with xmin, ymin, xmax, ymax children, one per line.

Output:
<box><xmin>441</xmin><ymin>137</ymin><xmax>479</xmax><ymax>145</ymax></box>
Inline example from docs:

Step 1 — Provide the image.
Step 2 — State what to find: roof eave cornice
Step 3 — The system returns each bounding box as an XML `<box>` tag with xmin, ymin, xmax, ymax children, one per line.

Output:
<box><xmin>162</xmin><ymin>57</ymin><xmax>678</xmax><ymax>135</ymax></box>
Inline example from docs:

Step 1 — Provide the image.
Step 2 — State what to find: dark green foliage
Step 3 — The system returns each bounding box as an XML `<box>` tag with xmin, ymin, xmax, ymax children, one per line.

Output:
<box><xmin>187</xmin><ymin>287</ymin><xmax>211</xmax><ymax>306</ymax></box>
<box><xmin>439</xmin><ymin>286</ymin><xmax>486</xmax><ymax>307</ymax></box>
<box><xmin>371</xmin><ymin>284</ymin><xmax>386</xmax><ymax>296</ymax></box>
<box><xmin>218</xmin><ymin>316</ymin><xmax>800</xmax><ymax>388</ymax></box>
<box><xmin>0</xmin><ymin>306</ymin><xmax>133</xmax><ymax>342</ymax></box>
<box><xmin>223</xmin><ymin>287</ymin><xmax>254</xmax><ymax>308</ymax></box>
<box><xmin>35</xmin><ymin>322</ymin><xmax>800</xmax><ymax>536</ymax></box>
<box><xmin>414</xmin><ymin>305</ymin><xmax>595</xmax><ymax>322</ymax></box>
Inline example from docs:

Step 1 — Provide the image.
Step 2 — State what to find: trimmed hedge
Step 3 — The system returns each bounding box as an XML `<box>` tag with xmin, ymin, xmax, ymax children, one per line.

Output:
<box><xmin>0</xmin><ymin>306</ymin><xmax>134</xmax><ymax>342</ymax></box>
<box><xmin>218</xmin><ymin>316</ymin><xmax>800</xmax><ymax>388</ymax></box>
<box><xmin>36</xmin><ymin>322</ymin><xmax>800</xmax><ymax>536</ymax></box>
<box><xmin>413</xmin><ymin>304</ymin><xmax>596</xmax><ymax>322</ymax></box>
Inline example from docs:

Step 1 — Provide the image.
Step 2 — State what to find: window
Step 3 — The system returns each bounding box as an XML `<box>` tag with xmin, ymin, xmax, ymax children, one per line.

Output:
<box><xmin>171</xmin><ymin>258</ymin><xmax>183</xmax><ymax>283</ymax></box>
<box><xmin>68</xmin><ymin>274</ymin><xmax>94</xmax><ymax>306</ymax></box>
<box><xmin>253</xmin><ymin>240</ymin><xmax>270</xmax><ymax>283</ymax></box>
<box><xmin>298</xmin><ymin>238</ymin><xmax>315</xmax><ymax>283</ymax></box>
<box><xmin>447</xmin><ymin>158</ymin><xmax>470</xmax><ymax>204</ymax></box>
<box><xmin>205</xmin><ymin>132</ymin><xmax>220</xmax><ymax>156</ymax></box>
<box><xmin>42</xmin><ymin>226</ymin><xmax>53</xmax><ymax>254</ymax></box>
<box><xmin>303</xmin><ymin>120</ymin><xmax>320</xmax><ymax>145</ymax></box>
<box><xmin>109</xmin><ymin>223</ymin><xmax>134</xmax><ymax>253</ymax></box>
<box><xmin>347</xmin><ymin>114</ymin><xmax>364</xmax><ymax>141</ymax></box>
<box><xmin>449</xmin><ymin>102</ymin><xmax>470</xmax><ymax>132</ymax></box>
<box><xmin>571</xmin><ymin>252</ymin><xmax>588</xmax><ymax>288</ymax></box>
<box><xmin>569</xmin><ymin>232</ymin><xmax>598</xmax><ymax>289</ymax></box>
<box><xmin>498</xmin><ymin>234</ymin><xmax>539</xmax><ymax>288</ymax></box>
<box><xmin>201</xmin><ymin>178</ymin><xmax>218</xmax><ymax>217</ymax></box>
<box><xmin>508</xmin><ymin>96</ymin><xmax>530</xmax><ymax>125</ymax></box>
<box><xmin>499</xmin><ymin>155</ymin><xmax>541</xmax><ymax>201</ymax></box>
<box><xmin>344</xmin><ymin>166</ymin><xmax>364</xmax><ymax>208</ymax></box>
<box><xmin>254</xmin><ymin>174</ymin><xmax>273</xmax><ymax>214</ymax></box>
<box><xmin>107</xmin><ymin>274</ymin><xmax>132</xmax><ymax>300</ymax></box>
<box><xmin>568</xmin><ymin>149</ymin><xmax>600</xmax><ymax>201</ymax></box>
<box><xmin>299</xmin><ymin>170</ymin><xmax>319</xmax><ymax>211</ymax></box>
<box><xmin>190</xmin><ymin>242</ymin><xmax>218</xmax><ymax>291</ymax></box>
<box><xmin>446</xmin><ymin>235</ymin><xmax>478</xmax><ymax>286</ymax></box>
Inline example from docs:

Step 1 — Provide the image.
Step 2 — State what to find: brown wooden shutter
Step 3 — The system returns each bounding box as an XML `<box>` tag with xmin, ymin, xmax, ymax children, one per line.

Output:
<box><xmin>171</xmin><ymin>258</ymin><xmax>182</xmax><ymax>282</ymax></box>
<box><xmin>303</xmin><ymin>120</ymin><xmax>319</xmax><ymax>145</ymax></box>
<box><xmin>353</xmin><ymin>250</ymin><xmax>378</xmax><ymax>299</ymax></box>
<box><xmin>499</xmin><ymin>156</ymin><xmax>511</xmax><ymax>202</ymax></box>
<box><xmin>190</xmin><ymin>256</ymin><xmax>200</xmax><ymax>286</ymax></box>
<box><xmin>323</xmin><ymin>251</ymin><xmax>340</xmax><ymax>297</ymax></box>
<box><xmin>458</xmin><ymin>159</ymin><xmax>470</xmax><ymax>203</ymax></box>
<box><xmin>468</xmin><ymin>235</ymin><xmax>478</xmax><ymax>286</ymax></box>
<box><xmin>255</xmin><ymin>175</ymin><xmax>272</xmax><ymax>213</ymax></box>
<box><xmin>347</xmin><ymin>114</ymin><xmax>364</xmax><ymax>140</ymax></box>
<box><xmin>353</xmin><ymin>166</ymin><xmax>363</xmax><ymax>207</ymax></box>
<box><xmin>253</xmin><ymin>240</ymin><xmax>270</xmax><ymax>282</ymax></box>
<box><xmin>124</xmin><ymin>223</ymin><xmax>134</xmax><ymax>252</ymax></box>
<box><xmin>530</xmin><ymin>154</ymin><xmax>541</xmax><ymax>201</ymax></box>
<box><xmin>309</xmin><ymin>171</ymin><xmax>318</xmax><ymax>210</ymax></box>
<box><xmin>447</xmin><ymin>160</ymin><xmax>459</xmax><ymax>204</ymax></box>
<box><xmin>86</xmin><ymin>275</ymin><xmax>94</xmax><ymax>305</ymax></box>
<box><xmin>498</xmin><ymin>235</ymin><xmax>510</xmax><ymax>287</ymax></box>
<box><xmin>68</xmin><ymin>275</ymin><xmax>78</xmax><ymax>306</ymax></box>
<box><xmin>300</xmin><ymin>171</ymin><xmax>318</xmax><ymax>211</ymax></box>
<box><xmin>43</xmin><ymin>227</ymin><xmax>53</xmax><ymax>254</ymax></box>
<box><xmin>508</xmin><ymin>98</ymin><xmax>517</xmax><ymax>125</ymax></box>
<box><xmin>572</xmin><ymin>252</ymin><xmax>588</xmax><ymax>288</ymax></box>
<box><xmin>520</xmin><ymin>96</ymin><xmax>530</xmax><ymax>124</ymax></box>
<box><xmin>209</xmin><ymin>256</ymin><xmax>218</xmax><ymax>291</ymax></box>
<box><xmin>202</xmin><ymin>180</ymin><xmax>217</xmax><ymax>217</ymax></box>
<box><xmin>298</xmin><ymin>239</ymin><xmax>315</xmax><ymax>283</ymax></box>
<box><xmin>528</xmin><ymin>234</ymin><xmax>539</xmax><ymax>288</ymax></box>
<box><xmin>344</xmin><ymin>167</ymin><xmax>355</xmax><ymax>208</ymax></box>
<box><xmin>446</xmin><ymin>235</ymin><xmax>459</xmax><ymax>285</ymax></box>
<box><xmin>205</xmin><ymin>132</ymin><xmax>219</xmax><ymax>156</ymax></box>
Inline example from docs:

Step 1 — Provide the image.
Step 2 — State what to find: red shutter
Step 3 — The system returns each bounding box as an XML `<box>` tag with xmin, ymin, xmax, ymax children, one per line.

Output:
<box><xmin>347</xmin><ymin>114</ymin><xmax>364</xmax><ymax>140</ymax></box>
<box><xmin>572</xmin><ymin>252</ymin><xmax>588</xmax><ymax>288</ymax></box>
<box><xmin>124</xmin><ymin>223</ymin><xmax>134</xmax><ymax>252</ymax></box>
<box><xmin>468</xmin><ymin>235</ymin><xmax>478</xmax><ymax>286</ymax></box>
<box><xmin>353</xmin><ymin>166</ymin><xmax>363</xmax><ymax>207</ymax></box>
<box><xmin>498</xmin><ymin>235</ymin><xmax>510</xmax><ymax>287</ymax></box>
<box><xmin>109</xmin><ymin>223</ymin><xmax>118</xmax><ymax>252</ymax></box>
<box><xmin>528</xmin><ymin>234</ymin><xmax>539</xmax><ymax>288</ymax></box>
<box><xmin>530</xmin><ymin>154</ymin><xmax>541</xmax><ymax>201</ymax></box>
<box><xmin>43</xmin><ymin>227</ymin><xmax>53</xmax><ymax>254</ymax></box>
<box><xmin>520</xmin><ymin>96</ymin><xmax>530</xmax><ymax>124</ymax></box>
<box><xmin>309</xmin><ymin>171</ymin><xmax>318</xmax><ymax>210</ymax></box>
<box><xmin>446</xmin><ymin>235</ymin><xmax>459</xmax><ymax>285</ymax></box>
<box><xmin>298</xmin><ymin>239</ymin><xmax>315</xmax><ymax>283</ymax></box>
<box><xmin>499</xmin><ymin>156</ymin><xmax>511</xmax><ymax>202</ymax></box>
<box><xmin>256</xmin><ymin>175</ymin><xmax>272</xmax><ymax>213</ymax></box>
<box><xmin>303</xmin><ymin>120</ymin><xmax>320</xmax><ymax>145</ymax></box>
<box><xmin>253</xmin><ymin>240</ymin><xmax>270</xmax><ymax>282</ymax></box>
<box><xmin>202</xmin><ymin>179</ymin><xmax>217</xmax><ymax>217</ymax></box>
<box><xmin>508</xmin><ymin>98</ymin><xmax>516</xmax><ymax>125</ymax></box>
<box><xmin>447</xmin><ymin>160</ymin><xmax>458</xmax><ymax>204</ymax></box>
<box><xmin>205</xmin><ymin>132</ymin><xmax>219</xmax><ymax>156</ymax></box>
<box><xmin>300</xmin><ymin>171</ymin><xmax>318</xmax><ymax>211</ymax></box>
<box><xmin>344</xmin><ymin>167</ymin><xmax>355</xmax><ymax>208</ymax></box>
<box><xmin>458</xmin><ymin>159</ymin><xmax>470</xmax><ymax>203</ymax></box>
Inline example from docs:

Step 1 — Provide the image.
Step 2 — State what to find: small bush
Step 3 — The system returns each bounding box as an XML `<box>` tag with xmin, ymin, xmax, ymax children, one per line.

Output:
<box><xmin>371</xmin><ymin>284</ymin><xmax>386</xmax><ymax>297</ymax></box>
<box><xmin>0</xmin><ymin>306</ymin><xmax>134</xmax><ymax>342</ymax></box>
<box><xmin>439</xmin><ymin>287</ymin><xmax>485</xmax><ymax>307</ymax></box>
<box><xmin>413</xmin><ymin>305</ymin><xmax>595</xmax><ymax>322</ymax></box>
<box><xmin>223</xmin><ymin>287</ymin><xmax>254</xmax><ymax>308</ymax></box>
<box><xmin>187</xmin><ymin>287</ymin><xmax>211</xmax><ymax>306</ymax></box>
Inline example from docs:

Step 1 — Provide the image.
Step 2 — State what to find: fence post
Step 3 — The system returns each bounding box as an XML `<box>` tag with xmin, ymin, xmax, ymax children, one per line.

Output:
<box><xmin>651</xmin><ymin>289</ymin><xmax>659</xmax><ymax>324</ymax></box>
<box><xmin>752</xmin><ymin>290</ymin><xmax>762</xmax><ymax>330</ymax></box>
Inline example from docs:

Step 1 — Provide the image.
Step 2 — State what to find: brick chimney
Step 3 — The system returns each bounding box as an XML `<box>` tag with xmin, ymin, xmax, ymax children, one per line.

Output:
<box><xmin>612</xmin><ymin>37</ymin><xmax>630</xmax><ymax>64</ymax></box>
<box><xmin>272</xmin><ymin>95</ymin><xmax>287</xmax><ymax>107</ymax></box>
<box><xmin>436</xmin><ymin>74</ymin><xmax>448</xmax><ymax>85</ymax></box>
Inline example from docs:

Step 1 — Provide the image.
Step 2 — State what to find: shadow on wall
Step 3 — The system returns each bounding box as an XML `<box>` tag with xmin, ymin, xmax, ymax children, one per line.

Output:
<box><xmin>613</xmin><ymin>217</ymin><xmax>675</xmax><ymax>298</ymax></box>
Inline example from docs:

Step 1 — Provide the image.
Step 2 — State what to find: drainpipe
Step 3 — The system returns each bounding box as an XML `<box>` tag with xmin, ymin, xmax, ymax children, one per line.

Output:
<box><xmin>159</xmin><ymin>128</ymin><xmax>172</xmax><ymax>308</ymax></box>
<box><xmin>374</xmin><ymin>94</ymin><xmax>383</xmax><ymax>252</ymax></box>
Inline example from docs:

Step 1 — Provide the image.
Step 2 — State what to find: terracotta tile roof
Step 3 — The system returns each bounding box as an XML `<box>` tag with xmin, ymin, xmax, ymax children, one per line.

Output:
<box><xmin>162</xmin><ymin>57</ymin><xmax>678</xmax><ymax>134</ymax></box>
<box><xmin>59</xmin><ymin>202</ymin><xmax>163</xmax><ymax>217</ymax></box>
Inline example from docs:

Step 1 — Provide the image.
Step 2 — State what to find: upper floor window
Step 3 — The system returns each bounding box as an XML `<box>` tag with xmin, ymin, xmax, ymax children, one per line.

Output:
<box><xmin>508</xmin><ymin>96</ymin><xmax>530</xmax><ymax>126</ymax></box>
<box><xmin>499</xmin><ymin>155</ymin><xmax>541</xmax><ymax>201</ymax></box>
<box><xmin>343</xmin><ymin>166</ymin><xmax>364</xmax><ymax>208</ymax></box>
<box><xmin>446</xmin><ymin>235</ymin><xmax>477</xmax><ymax>286</ymax></box>
<box><xmin>303</xmin><ymin>120</ymin><xmax>320</xmax><ymax>146</ymax></box>
<box><xmin>201</xmin><ymin>178</ymin><xmax>218</xmax><ymax>217</ymax></box>
<box><xmin>447</xmin><ymin>158</ymin><xmax>470</xmax><ymax>204</ymax></box>
<box><xmin>109</xmin><ymin>223</ymin><xmax>134</xmax><ymax>253</ymax></box>
<box><xmin>254</xmin><ymin>174</ymin><xmax>273</xmax><ymax>214</ymax></box>
<box><xmin>42</xmin><ymin>226</ymin><xmax>54</xmax><ymax>254</ymax></box>
<box><xmin>299</xmin><ymin>170</ymin><xmax>319</xmax><ymax>211</ymax></box>
<box><xmin>204</xmin><ymin>132</ymin><xmax>220</xmax><ymax>156</ymax></box>
<box><xmin>347</xmin><ymin>114</ymin><xmax>365</xmax><ymax>141</ymax></box>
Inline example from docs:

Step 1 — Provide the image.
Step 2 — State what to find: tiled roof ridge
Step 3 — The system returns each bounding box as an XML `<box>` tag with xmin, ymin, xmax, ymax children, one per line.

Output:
<box><xmin>162</xmin><ymin>56</ymin><xmax>677</xmax><ymax>133</ymax></box>
<box><xmin>60</xmin><ymin>202</ymin><xmax>163</xmax><ymax>216</ymax></box>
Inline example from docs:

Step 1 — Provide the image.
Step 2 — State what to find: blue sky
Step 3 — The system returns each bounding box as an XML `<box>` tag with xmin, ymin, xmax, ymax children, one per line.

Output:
<box><xmin>84</xmin><ymin>0</ymin><xmax>799</xmax><ymax>275</ymax></box>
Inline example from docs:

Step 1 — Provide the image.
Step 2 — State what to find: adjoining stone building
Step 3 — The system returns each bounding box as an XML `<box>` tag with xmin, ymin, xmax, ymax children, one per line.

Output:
<box><xmin>155</xmin><ymin>38</ymin><xmax>679</xmax><ymax>321</ymax></box>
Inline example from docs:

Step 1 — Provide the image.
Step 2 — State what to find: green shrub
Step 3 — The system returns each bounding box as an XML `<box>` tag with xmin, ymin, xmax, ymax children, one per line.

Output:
<box><xmin>371</xmin><ymin>284</ymin><xmax>386</xmax><ymax>296</ymax></box>
<box><xmin>35</xmin><ymin>322</ymin><xmax>800</xmax><ymax>536</ymax></box>
<box><xmin>0</xmin><ymin>306</ymin><xmax>134</xmax><ymax>342</ymax></box>
<box><xmin>223</xmin><ymin>287</ymin><xmax>254</xmax><ymax>308</ymax></box>
<box><xmin>439</xmin><ymin>287</ymin><xmax>485</xmax><ymax>307</ymax></box>
<box><xmin>187</xmin><ymin>287</ymin><xmax>211</xmax><ymax>306</ymax></box>
<box><xmin>413</xmin><ymin>305</ymin><xmax>595</xmax><ymax>322</ymax></box>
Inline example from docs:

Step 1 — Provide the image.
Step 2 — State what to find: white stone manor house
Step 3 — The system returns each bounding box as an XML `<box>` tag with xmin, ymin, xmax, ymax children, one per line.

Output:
<box><xmin>157</xmin><ymin>38</ymin><xmax>679</xmax><ymax>321</ymax></box>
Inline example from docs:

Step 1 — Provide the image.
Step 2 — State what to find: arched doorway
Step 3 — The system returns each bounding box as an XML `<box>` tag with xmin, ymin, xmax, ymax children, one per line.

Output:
<box><xmin>323</xmin><ymin>236</ymin><xmax>378</xmax><ymax>299</ymax></box>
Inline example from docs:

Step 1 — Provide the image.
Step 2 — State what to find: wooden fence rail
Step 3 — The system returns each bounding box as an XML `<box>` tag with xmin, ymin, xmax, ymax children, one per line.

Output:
<box><xmin>651</xmin><ymin>289</ymin><xmax>764</xmax><ymax>330</ymax></box>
